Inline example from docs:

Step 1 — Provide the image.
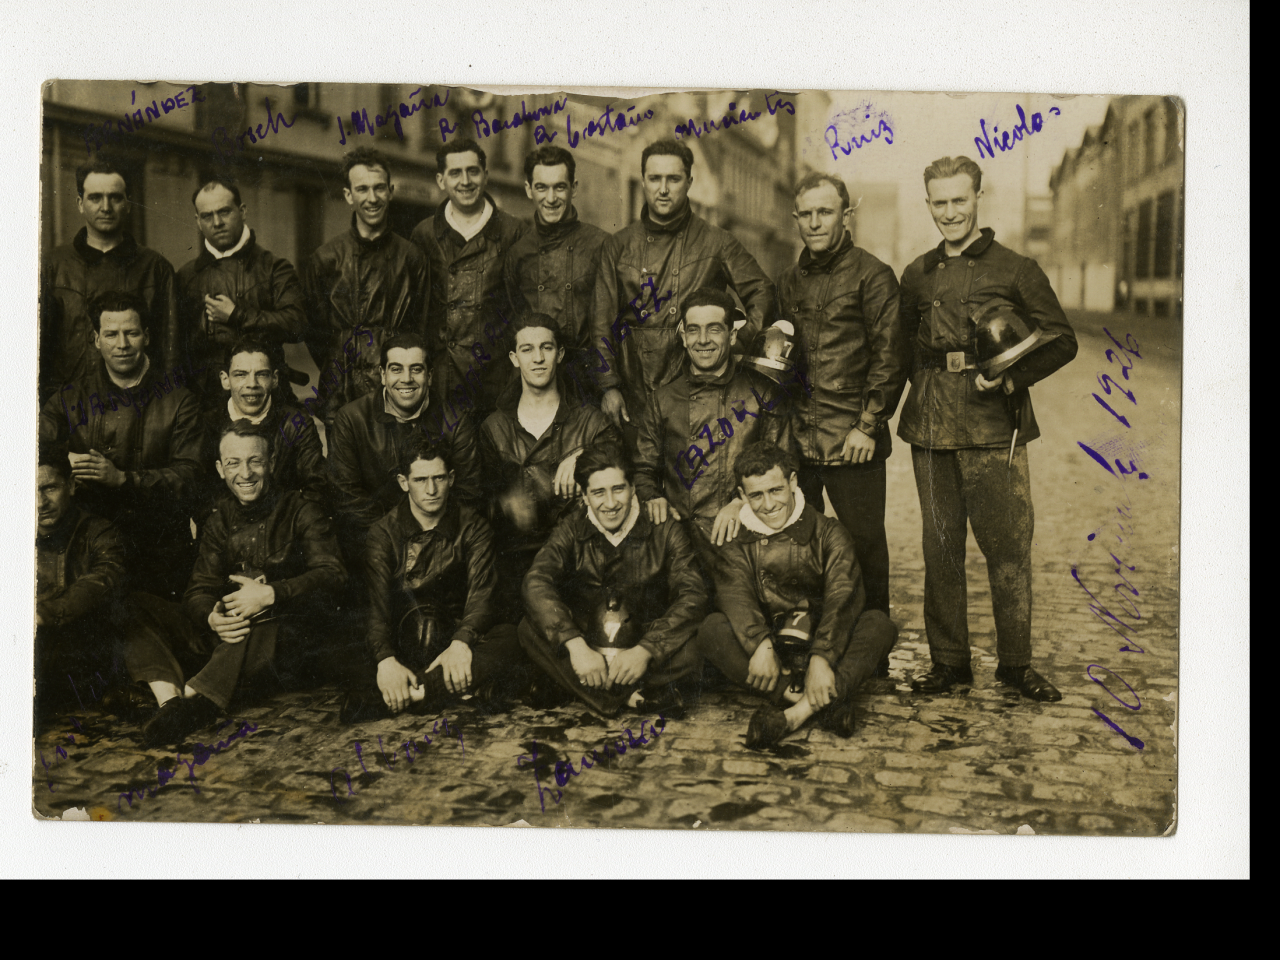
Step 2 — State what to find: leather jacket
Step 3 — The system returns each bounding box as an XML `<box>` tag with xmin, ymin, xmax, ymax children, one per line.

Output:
<box><xmin>40</xmin><ymin>356</ymin><xmax>204</xmax><ymax>537</ymax></box>
<box><xmin>197</xmin><ymin>398</ymin><xmax>328</xmax><ymax>521</ymax></box>
<box><xmin>634</xmin><ymin>355</ymin><xmax>796</xmax><ymax>523</ymax></box>
<box><xmin>897</xmin><ymin>229</ymin><xmax>1078</xmax><ymax>449</ymax></box>
<box><xmin>35</xmin><ymin>505</ymin><xmax>127</xmax><ymax>629</ymax></box>
<box><xmin>772</xmin><ymin>231</ymin><xmax>909</xmax><ymax>463</ymax></box>
<box><xmin>184</xmin><ymin>488</ymin><xmax>346</xmax><ymax>628</ymax></box>
<box><xmin>590</xmin><ymin>204</ymin><xmax>776</xmax><ymax>407</ymax></box>
<box><xmin>411</xmin><ymin>196</ymin><xmax>528</xmax><ymax>408</ymax></box>
<box><xmin>478</xmin><ymin>374</ymin><xmax>618</xmax><ymax>559</ymax></box>
<box><xmin>41</xmin><ymin>229</ymin><xmax>178</xmax><ymax>402</ymax></box>
<box><xmin>711</xmin><ymin>501</ymin><xmax>865</xmax><ymax>667</ymax></box>
<box><xmin>302</xmin><ymin>216</ymin><xmax>431</xmax><ymax>422</ymax></box>
<box><xmin>365</xmin><ymin>498</ymin><xmax>498</xmax><ymax>663</ymax></box>
<box><xmin>327</xmin><ymin>389</ymin><xmax>481</xmax><ymax>533</ymax></box>
<box><xmin>175</xmin><ymin>230</ymin><xmax>307</xmax><ymax>398</ymax></box>
<box><xmin>523</xmin><ymin>505</ymin><xmax>708</xmax><ymax>663</ymax></box>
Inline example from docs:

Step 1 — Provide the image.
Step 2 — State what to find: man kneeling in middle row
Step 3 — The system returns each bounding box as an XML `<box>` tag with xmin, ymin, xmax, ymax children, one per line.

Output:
<box><xmin>695</xmin><ymin>441</ymin><xmax>897</xmax><ymax>750</ymax></box>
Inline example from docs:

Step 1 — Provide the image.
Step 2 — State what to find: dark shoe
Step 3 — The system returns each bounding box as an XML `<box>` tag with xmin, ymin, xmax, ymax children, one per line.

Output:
<box><xmin>910</xmin><ymin>662</ymin><xmax>974</xmax><ymax>693</ymax></box>
<box><xmin>820</xmin><ymin>699</ymin><xmax>858</xmax><ymax>738</ymax></box>
<box><xmin>526</xmin><ymin>677</ymin><xmax>574</xmax><ymax>710</ymax></box>
<box><xmin>339</xmin><ymin>688</ymin><xmax>391</xmax><ymax>724</ymax></box>
<box><xmin>871</xmin><ymin>657</ymin><xmax>892</xmax><ymax>679</ymax></box>
<box><xmin>995</xmin><ymin>664</ymin><xmax>1062</xmax><ymax>702</ymax></box>
<box><xmin>745</xmin><ymin>705</ymin><xmax>791</xmax><ymax>750</ymax></box>
<box><xmin>100</xmin><ymin>682</ymin><xmax>157</xmax><ymax>724</ymax></box>
<box><xmin>142</xmin><ymin>694</ymin><xmax>219</xmax><ymax>747</ymax></box>
<box><xmin>633</xmin><ymin>684</ymin><xmax>688</xmax><ymax>722</ymax></box>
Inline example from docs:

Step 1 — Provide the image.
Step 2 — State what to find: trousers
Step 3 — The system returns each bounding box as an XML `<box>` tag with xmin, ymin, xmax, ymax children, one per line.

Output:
<box><xmin>798</xmin><ymin>460</ymin><xmax>890</xmax><ymax>614</ymax></box>
<box><xmin>910</xmin><ymin>445</ymin><xmax>1034</xmax><ymax>668</ymax></box>
<box><xmin>517</xmin><ymin>618</ymin><xmax>703</xmax><ymax>718</ymax></box>
<box><xmin>695</xmin><ymin>609</ymin><xmax>896</xmax><ymax>704</ymax></box>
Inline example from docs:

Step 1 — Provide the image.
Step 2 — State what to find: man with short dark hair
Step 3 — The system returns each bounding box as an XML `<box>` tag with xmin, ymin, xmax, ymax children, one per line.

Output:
<box><xmin>519</xmin><ymin>441</ymin><xmax>708</xmax><ymax>718</ymax></box>
<box><xmin>176</xmin><ymin>177</ymin><xmax>308</xmax><ymax>402</ymax></box>
<box><xmin>768</xmin><ymin>171</ymin><xmax>909</xmax><ymax>618</ymax></box>
<box><xmin>478</xmin><ymin>313</ymin><xmax>617</xmax><ymax>614</ymax></box>
<box><xmin>695</xmin><ymin>441</ymin><xmax>898</xmax><ymax>749</ymax></box>
<box><xmin>41</xmin><ymin>157</ymin><xmax>178</xmax><ymax>401</ymax></box>
<box><xmin>635</xmin><ymin>287</ymin><xmax>796</xmax><ymax>556</ymax></box>
<box><xmin>591</xmin><ymin>139</ymin><xmax>775</xmax><ymax>436</ymax></box>
<box><xmin>503</xmin><ymin>145</ymin><xmax>610</xmax><ymax>402</ymax></box>
<box><xmin>303</xmin><ymin>147</ymin><xmax>430</xmax><ymax>427</ymax></box>
<box><xmin>899</xmin><ymin>156</ymin><xmax>1077</xmax><ymax>701</ymax></box>
<box><xmin>34</xmin><ymin>448</ymin><xmax>129</xmax><ymax>727</ymax></box>
<box><xmin>327</xmin><ymin>332</ymin><xmax>480</xmax><ymax>543</ymax></box>
<box><xmin>340</xmin><ymin>438</ymin><xmax>530</xmax><ymax>721</ymax></box>
<box><xmin>411</xmin><ymin>138</ymin><xmax>529</xmax><ymax>418</ymax></box>
<box><xmin>197</xmin><ymin>338</ymin><xmax>327</xmax><ymax>518</ymax></box>
<box><xmin>130</xmin><ymin>421</ymin><xmax>347</xmax><ymax>746</ymax></box>
<box><xmin>39</xmin><ymin>291</ymin><xmax>203</xmax><ymax>599</ymax></box>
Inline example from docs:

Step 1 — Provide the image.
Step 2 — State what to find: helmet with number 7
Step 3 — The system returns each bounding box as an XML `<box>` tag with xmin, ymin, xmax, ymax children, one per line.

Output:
<box><xmin>971</xmin><ymin>297</ymin><xmax>1060</xmax><ymax>379</ymax></box>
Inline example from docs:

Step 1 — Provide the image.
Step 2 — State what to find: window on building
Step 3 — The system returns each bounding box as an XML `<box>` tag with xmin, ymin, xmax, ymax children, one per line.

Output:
<box><xmin>1154</xmin><ymin>191</ymin><xmax>1176</xmax><ymax>279</ymax></box>
<box><xmin>1164</xmin><ymin>100</ymin><xmax>1180</xmax><ymax>166</ymax></box>
<box><xmin>1143</xmin><ymin>108</ymin><xmax>1157</xmax><ymax>176</ymax></box>
<box><xmin>1122</xmin><ymin>209</ymin><xmax>1136</xmax><ymax>284</ymax></box>
<box><xmin>1134</xmin><ymin>298</ymin><xmax>1149</xmax><ymax>316</ymax></box>
<box><xmin>1135</xmin><ymin>199</ymin><xmax>1153</xmax><ymax>279</ymax></box>
<box><xmin>293</xmin><ymin>84</ymin><xmax>318</xmax><ymax>109</ymax></box>
<box><xmin>1152</xmin><ymin>299</ymin><xmax>1170</xmax><ymax>318</ymax></box>
<box><xmin>377</xmin><ymin>84</ymin><xmax>402</xmax><ymax>145</ymax></box>
<box><xmin>1127</xmin><ymin>121</ymin><xmax>1141</xmax><ymax>184</ymax></box>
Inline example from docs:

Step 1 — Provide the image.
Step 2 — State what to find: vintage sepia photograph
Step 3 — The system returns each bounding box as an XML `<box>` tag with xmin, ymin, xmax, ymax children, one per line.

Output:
<box><xmin>34</xmin><ymin>80</ymin><xmax>1182</xmax><ymax>835</ymax></box>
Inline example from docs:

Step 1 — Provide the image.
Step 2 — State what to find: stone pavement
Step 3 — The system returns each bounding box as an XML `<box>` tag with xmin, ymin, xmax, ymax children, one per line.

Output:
<box><xmin>32</xmin><ymin>310</ymin><xmax>1179</xmax><ymax>836</ymax></box>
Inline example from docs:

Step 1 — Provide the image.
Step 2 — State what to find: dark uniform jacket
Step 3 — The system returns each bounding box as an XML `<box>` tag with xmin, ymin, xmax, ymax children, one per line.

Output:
<box><xmin>712</xmin><ymin>501</ymin><xmax>865</xmax><ymax>668</ymax></box>
<box><xmin>175</xmin><ymin>230</ymin><xmax>307</xmax><ymax>399</ymax></box>
<box><xmin>41</xmin><ymin>229</ymin><xmax>178</xmax><ymax>401</ymax></box>
<box><xmin>772</xmin><ymin>231</ymin><xmax>909</xmax><ymax>463</ymax></box>
<box><xmin>590</xmin><ymin>204</ymin><xmax>775</xmax><ymax>407</ymax></box>
<box><xmin>302</xmin><ymin>216</ymin><xmax>431</xmax><ymax>422</ymax></box>
<box><xmin>634</xmin><ymin>355</ymin><xmax>795</xmax><ymax>523</ymax></box>
<box><xmin>897</xmin><ymin>228</ymin><xmax>1078</xmax><ymax>449</ymax></box>
<box><xmin>327</xmin><ymin>389</ymin><xmax>481</xmax><ymax>534</ymax></box>
<box><xmin>36</xmin><ymin>505</ymin><xmax>127</xmax><ymax>629</ymax></box>
<box><xmin>183</xmin><ymin>489</ymin><xmax>346</xmax><ymax>629</ymax></box>
<box><xmin>523</xmin><ymin>505</ymin><xmax>708</xmax><ymax>663</ymax></box>
<box><xmin>197</xmin><ymin>398</ymin><xmax>327</xmax><ymax>520</ymax></box>
<box><xmin>411</xmin><ymin>195</ymin><xmax>528</xmax><ymax>410</ymax></box>
<box><xmin>365</xmin><ymin>498</ymin><xmax>497</xmax><ymax>663</ymax></box>
<box><xmin>478</xmin><ymin>375</ymin><xmax>618</xmax><ymax>561</ymax></box>
<box><xmin>40</xmin><ymin>357</ymin><xmax>203</xmax><ymax>548</ymax></box>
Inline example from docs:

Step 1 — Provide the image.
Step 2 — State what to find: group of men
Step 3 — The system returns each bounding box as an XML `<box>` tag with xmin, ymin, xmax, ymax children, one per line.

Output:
<box><xmin>36</xmin><ymin>132</ymin><xmax>1077</xmax><ymax>752</ymax></box>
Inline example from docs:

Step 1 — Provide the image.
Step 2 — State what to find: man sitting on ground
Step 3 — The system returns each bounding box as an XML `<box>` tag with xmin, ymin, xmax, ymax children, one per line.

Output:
<box><xmin>694</xmin><ymin>441</ymin><xmax>897</xmax><ymax>749</ymax></box>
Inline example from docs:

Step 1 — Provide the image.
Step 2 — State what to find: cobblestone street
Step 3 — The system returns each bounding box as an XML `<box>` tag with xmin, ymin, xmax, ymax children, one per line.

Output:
<box><xmin>32</xmin><ymin>310</ymin><xmax>1180</xmax><ymax>836</ymax></box>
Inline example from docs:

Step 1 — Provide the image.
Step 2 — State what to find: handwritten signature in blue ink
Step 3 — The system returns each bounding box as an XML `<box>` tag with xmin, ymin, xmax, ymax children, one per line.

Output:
<box><xmin>675</xmin><ymin>92</ymin><xmax>795</xmax><ymax>141</ymax></box>
<box><xmin>572</xmin><ymin>279</ymin><xmax>675</xmax><ymax>406</ymax></box>
<box><xmin>80</xmin><ymin>86</ymin><xmax>208</xmax><ymax>156</ymax></box>
<box><xmin>59</xmin><ymin>359</ymin><xmax>206</xmax><ymax>435</ymax></box>
<box><xmin>340</xmin><ymin>87</ymin><xmax>451</xmax><ymax>146</ymax></box>
<box><xmin>211</xmin><ymin>98</ymin><xmax>297</xmax><ymax>164</ymax></box>
<box><xmin>117</xmin><ymin>719</ymin><xmax>259</xmax><ymax>810</ymax></box>
<box><xmin>330</xmin><ymin>715</ymin><xmax>463</xmax><ymax>801</ymax></box>
<box><xmin>439</xmin><ymin>95</ymin><xmax>569</xmax><ymax>148</ymax></box>
<box><xmin>516</xmin><ymin>714</ymin><xmax>667</xmax><ymax>812</ymax></box>
<box><xmin>1076</xmin><ymin>329</ymin><xmax>1149</xmax><ymax>480</ymax></box>
<box><xmin>825</xmin><ymin>102</ymin><xmax>894</xmax><ymax>161</ymax></box>
<box><xmin>974</xmin><ymin>103</ymin><xmax>1061</xmax><ymax>160</ymax></box>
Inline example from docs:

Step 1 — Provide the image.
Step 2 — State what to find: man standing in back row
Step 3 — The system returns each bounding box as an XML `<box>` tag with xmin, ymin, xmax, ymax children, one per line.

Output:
<box><xmin>591</xmin><ymin>139</ymin><xmax>775</xmax><ymax>439</ymax></box>
<box><xmin>898</xmin><ymin>156</ymin><xmax>1077</xmax><ymax>701</ymax></box>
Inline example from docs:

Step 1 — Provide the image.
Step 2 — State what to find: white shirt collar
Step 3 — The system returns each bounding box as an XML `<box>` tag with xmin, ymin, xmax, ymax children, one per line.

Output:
<box><xmin>205</xmin><ymin>225</ymin><xmax>252</xmax><ymax>260</ymax></box>
<box><xmin>107</xmin><ymin>354</ymin><xmax>150</xmax><ymax>390</ymax></box>
<box><xmin>228</xmin><ymin>395</ymin><xmax>272</xmax><ymax>425</ymax></box>
<box><xmin>383</xmin><ymin>388</ymin><xmax>427</xmax><ymax>423</ymax></box>
<box><xmin>586</xmin><ymin>496</ymin><xmax>640</xmax><ymax>547</ymax></box>
<box><xmin>444</xmin><ymin>199</ymin><xmax>493</xmax><ymax>242</ymax></box>
<box><xmin>738</xmin><ymin>488</ymin><xmax>807</xmax><ymax>536</ymax></box>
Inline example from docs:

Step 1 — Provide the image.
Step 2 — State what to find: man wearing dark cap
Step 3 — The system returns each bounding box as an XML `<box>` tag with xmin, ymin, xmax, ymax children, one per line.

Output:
<box><xmin>899</xmin><ymin>156</ymin><xmax>1078</xmax><ymax>701</ymax></box>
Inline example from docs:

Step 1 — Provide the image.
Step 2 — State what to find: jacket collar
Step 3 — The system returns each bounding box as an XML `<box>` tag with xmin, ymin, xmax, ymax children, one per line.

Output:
<box><xmin>923</xmin><ymin>226</ymin><xmax>996</xmax><ymax>273</ymax></box>
<box><xmin>434</xmin><ymin>192</ymin><xmax>506</xmax><ymax>243</ymax></box>
<box><xmin>231</xmin><ymin>487</ymin><xmax>281</xmax><ymax>525</ymax></box>
<box><xmin>640</xmin><ymin>202</ymin><xmax>693</xmax><ymax>235</ymax></box>
<box><xmin>37</xmin><ymin>504</ymin><xmax>87</xmax><ymax>548</ymax></box>
<box><xmin>197</xmin><ymin>228</ymin><xmax>257</xmax><ymax>267</ymax></box>
<box><xmin>73</xmin><ymin>227</ymin><xmax>139</xmax><ymax>266</ymax></box>
<box><xmin>683</xmin><ymin>352</ymin><xmax>739</xmax><ymax>388</ymax></box>
<box><xmin>395</xmin><ymin>495</ymin><xmax>462</xmax><ymax>541</ymax></box>
<box><xmin>93</xmin><ymin>354</ymin><xmax>159</xmax><ymax>393</ymax></box>
<box><xmin>347</xmin><ymin>214</ymin><xmax>395</xmax><ymax>249</ymax></box>
<box><xmin>575</xmin><ymin>498</ymin><xmax>651</xmax><ymax>545</ymax></box>
<box><xmin>736</xmin><ymin>495</ymin><xmax>819</xmax><ymax>544</ymax></box>
<box><xmin>494</xmin><ymin>371</ymin><xmax>576</xmax><ymax>425</ymax></box>
<box><xmin>798</xmin><ymin>229</ymin><xmax>853</xmax><ymax>273</ymax></box>
<box><xmin>534</xmin><ymin>205</ymin><xmax>580</xmax><ymax>243</ymax></box>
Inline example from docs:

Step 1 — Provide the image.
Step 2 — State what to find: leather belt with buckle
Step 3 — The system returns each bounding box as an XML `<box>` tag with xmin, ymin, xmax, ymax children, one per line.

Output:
<box><xmin>946</xmin><ymin>351</ymin><xmax>976</xmax><ymax>372</ymax></box>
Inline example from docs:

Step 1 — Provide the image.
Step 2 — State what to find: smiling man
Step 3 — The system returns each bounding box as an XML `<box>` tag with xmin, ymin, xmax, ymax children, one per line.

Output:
<box><xmin>478</xmin><ymin>313</ymin><xmax>617</xmax><ymax>616</ymax></box>
<box><xmin>765</xmin><ymin>172</ymin><xmax>909</xmax><ymax>622</ymax></box>
<box><xmin>503</xmin><ymin>145</ymin><xmax>610</xmax><ymax>403</ymax></box>
<box><xmin>127</xmin><ymin>421</ymin><xmax>347</xmax><ymax>746</ymax></box>
<box><xmin>694</xmin><ymin>441</ymin><xmax>897</xmax><ymax>749</ymax></box>
<box><xmin>635</xmin><ymin>287</ymin><xmax>795</xmax><ymax>557</ymax></box>
<box><xmin>39</xmin><ymin>291</ymin><xmax>203</xmax><ymax>600</ymax></box>
<box><xmin>591</xmin><ymin>139</ymin><xmax>775</xmax><ymax>438</ymax></box>
<box><xmin>176</xmin><ymin>178</ymin><xmax>307</xmax><ymax>403</ymax></box>
<box><xmin>41</xmin><ymin>158</ymin><xmax>178</xmax><ymax>401</ymax></box>
<box><xmin>898</xmin><ymin>156</ymin><xmax>1078</xmax><ymax>701</ymax></box>
<box><xmin>519</xmin><ymin>441</ymin><xmax>708</xmax><ymax>718</ymax></box>
<box><xmin>303</xmin><ymin>147</ymin><xmax>430</xmax><ymax>427</ymax></box>
<box><xmin>411</xmin><ymin>138</ymin><xmax>528</xmax><ymax>419</ymax></box>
